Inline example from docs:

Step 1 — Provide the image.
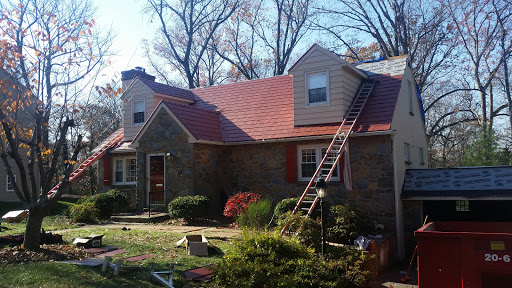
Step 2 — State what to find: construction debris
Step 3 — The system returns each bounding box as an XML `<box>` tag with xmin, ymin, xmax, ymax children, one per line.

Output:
<box><xmin>2</xmin><ymin>210</ymin><xmax>28</xmax><ymax>223</ymax></box>
<box><xmin>184</xmin><ymin>264</ymin><xmax>217</xmax><ymax>282</ymax></box>
<box><xmin>176</xmin><ymin>235</ymin><xmax>208</xmax><ymax>256</ymax></box>
<box><xmin>73</xmin><ymin>234</ymin><xmax>104</xmax><ymax>248</ymax></box>
<box><xmin>102</xmin><ymin>256</ymin><xmax>142</xmax><ymax>276</ymax></box>
<box><xmin>150</xmin><ymin>263</ymin><xmax>175</xmax><ymax>288</ymax></box>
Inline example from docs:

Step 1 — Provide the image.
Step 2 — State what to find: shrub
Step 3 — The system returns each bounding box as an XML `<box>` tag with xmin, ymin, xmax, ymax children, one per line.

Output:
<box><xmin>214</xmin><ymin>231</ymin><xmax>372</xmax><ymax>288</ymax></box>
<box><xmin>223</xmin><ymin>192</ymin><xmax>261</xmax><ymax>218</ymax></box>
<box><xmin>273</xmin><ymin>197</ymin><xmax>300</xmax><ymax>220</ymax></box>
<box><xmin>168</xmin><ymin>195</ymin><xmax>209</xmax><ymax>221</ymax></box>
<box><xmin>277</xmin><ymin>211</ymin><xmax>321</xmax><ymax>249</ymax></box>
<box><xmin>327</xmin><ymin>205</ymin><xmax>375</xmax><ymax>245</ymax></box>
<box><xmin>80</xmin><ymin>189</ymin><xmax>129</xmax><ymax>219</ymax></box>
<box><xmin>69</xmin><ymin>202</ymin><xmax>98</xmax><ymax>223</ymax></box>
<box><xmin>236</xmin><ymin>198</ymin><xmax>273</xmax><ymax>229</ymax></box>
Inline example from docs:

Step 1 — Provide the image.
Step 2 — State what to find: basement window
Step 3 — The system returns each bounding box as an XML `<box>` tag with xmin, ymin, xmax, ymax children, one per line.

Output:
<box><xmin>114</xmin><ymin>158</ymin><xmax>137</xmax><ymax>184</ymax></box>
<box><xmin>456</xmin><ymin>200</ymin><xmax>469</xmax><ymax>212</ymax></box>
<box><xmin>6</xmin><ymin>175</ymin><xmax>15</xmax><ymax>191</ymax></box>
<box><xmin>133</xmin><ymin>100</ymin><xmax>145</xmax><ymax>124</ymax></box>
<box><xmin>298</xmin><ymin>145</ymin><xmax>339</xmax><ymax>181</ymax></box>
<box><xmin>307</xmin><ymin>71</ymin><xmax>329</xmax><ymax>105</ymax></box>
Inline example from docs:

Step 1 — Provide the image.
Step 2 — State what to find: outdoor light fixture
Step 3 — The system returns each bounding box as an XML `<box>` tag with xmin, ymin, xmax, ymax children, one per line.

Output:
<box><xmin>315</xmin><ymin>177</ymin><xmax>328</xmax><ymax>198</ymax></box>
<box><xmin>315</xmin><ymin>177</ymin><xmax>328</xmax><ymax>260</ymax></box>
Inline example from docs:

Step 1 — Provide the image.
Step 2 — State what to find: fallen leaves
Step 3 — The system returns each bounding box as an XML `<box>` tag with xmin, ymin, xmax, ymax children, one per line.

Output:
<box><xmin>0</xmin><ymin>244</ymin><xmax>94</xmax><ymax>265</ymax></box>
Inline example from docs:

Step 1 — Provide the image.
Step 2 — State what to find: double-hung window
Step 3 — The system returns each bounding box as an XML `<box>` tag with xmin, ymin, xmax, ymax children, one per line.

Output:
<box><xmin>298</xmin><ymin>145</ymin><xmax>340</xmax><ymax>181</ymax></box>
<box><xmin>133</xmin><ymin>100</ymin><xmax>145</xmax><ymax>124</ymax></box>
<box><xmin>307</xmin><ymin>71</ymin><xmax>328</xmax><ymax>105</ymax></box>
<box><xmin>114</xmin><ymin>158</ymin><xmax>137</xmax><ymax>184</ymax></box>
<box><xmin>6</xmin><ymin>175</ymin><xmax>15</xmax><ymax>191</ymax></box>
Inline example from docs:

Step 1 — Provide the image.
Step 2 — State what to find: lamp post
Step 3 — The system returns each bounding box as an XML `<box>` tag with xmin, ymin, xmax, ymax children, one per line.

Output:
<box><xmin>315</xmin><ymin>177</ymin><xmax>328</xmax><ymax>259</ymax></box>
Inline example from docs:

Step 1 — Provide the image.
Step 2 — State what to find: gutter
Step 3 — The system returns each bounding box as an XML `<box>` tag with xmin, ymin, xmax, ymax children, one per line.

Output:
<box><xmin>191</xmin><ymin>130</ymin><xmax>396</xmax><ymax>145</ymax></box>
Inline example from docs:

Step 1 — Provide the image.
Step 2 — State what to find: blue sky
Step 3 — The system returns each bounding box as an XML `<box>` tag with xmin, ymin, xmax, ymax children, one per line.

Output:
<box><xmin>95</xmin><ymin>0</ymin><xmax>154</xmax><ymax>78</ymax></box>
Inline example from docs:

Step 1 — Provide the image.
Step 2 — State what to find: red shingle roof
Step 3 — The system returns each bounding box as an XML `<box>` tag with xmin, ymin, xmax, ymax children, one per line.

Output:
<box><xmin>163</xmin><ymin>101</ymin><xmax>223</xmax><ymax>142</ymax></box>
<box><xmin>141</xmin><ymin>78</ymin><xmax>195</xmax><ymax>102</ymax></box>
<box><xmin>187</xmin><ymin>73</ymin><xmax>402</xmax><ymax>142</ymax></box>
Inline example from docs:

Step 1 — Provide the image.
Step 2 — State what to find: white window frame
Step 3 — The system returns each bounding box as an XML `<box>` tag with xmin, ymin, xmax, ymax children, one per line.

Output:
<box><xmin>404</xmin><ymin>143</ymin><xmax>411</xmax><ymax>165</ymax></box>
<box><xmin>6</xmin><ymin>175</ymin><xmax>15</xmax><ymax>191</ymax></box>
<box><xmin>132</xmin><ymin>99</ymin><xmax>145</xmax><ymax>125</ymax></box>
<box><xmin>305</xmin><ymin>70</ymin><xmax>329</xmax><ymax>106</ymax></box>
<box><xmin>297</xmin><ymin>145</ymin><xmax>340</xmax><ymax>181</ymax></box>
<box><xmin>419</xmin><ymin>147</ymin><xmax>425</xmax><ymax>165</ymax></box>
<box><xmin>113</xmin><ymin>157</ymin><xmax>137</xmax><ymax>185</ymax></box>
<box><xmin>408</xmin><ymin>80</ymin><xmax>414</xmax><ymax>115</ymax></box>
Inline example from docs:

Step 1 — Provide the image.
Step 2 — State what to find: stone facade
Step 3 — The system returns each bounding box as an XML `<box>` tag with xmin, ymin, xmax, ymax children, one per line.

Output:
<box><xmin>136</xmin><ymin>109</ymin><xmax>195</xmax><ymax>210</ymax></box>
<box><xmin>106</xmin><ymin>108</ymin><xmax>398</xmax><ymax>230</ymax></box>
<box><xmin>193</xmin><ymin>135</ymin><xmax>396</xmax><ymax>230</ymax></box>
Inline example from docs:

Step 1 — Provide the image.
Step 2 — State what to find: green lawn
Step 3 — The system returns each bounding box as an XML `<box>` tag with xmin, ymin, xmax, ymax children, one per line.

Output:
<box><xmin>0</xmin><ymin>214</ymin><xmax>233</xmax><ymax>287</ymax></box>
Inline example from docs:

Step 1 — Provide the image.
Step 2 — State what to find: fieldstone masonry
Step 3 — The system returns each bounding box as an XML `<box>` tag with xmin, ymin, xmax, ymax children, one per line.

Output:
<box><xmin>107</xmin><ymin>108</ymin><xmax>398</xmax><ymax>231</ymax></box>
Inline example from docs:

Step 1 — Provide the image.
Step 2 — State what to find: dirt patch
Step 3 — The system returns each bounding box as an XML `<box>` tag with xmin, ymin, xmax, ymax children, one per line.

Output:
<box><xmin>0</xmin><ymin>244</ymin><xmax>94</xmax><ymax>265</ymax></box>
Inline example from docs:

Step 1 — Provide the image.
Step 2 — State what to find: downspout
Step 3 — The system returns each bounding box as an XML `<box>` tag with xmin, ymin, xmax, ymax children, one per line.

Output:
<box><xmin>392</xmin><ymin>133</ymin><xmax>405</xmax><ymax>261</ymax></box>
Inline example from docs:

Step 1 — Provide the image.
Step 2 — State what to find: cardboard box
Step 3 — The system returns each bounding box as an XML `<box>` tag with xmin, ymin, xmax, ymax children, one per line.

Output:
<box><xmin>176</xmin><ymin>235</ymin><xmax>208</xmax><ymax>256</ymax></box>
<box><xmin>2</xmin><ymin>210</ymin><xmax>28</xmax><ymax>223</ymax></box>
<box><xmin>73</xmin><ymin>234</ymin><xmax>104</xmax><ymax>248</ymax></box>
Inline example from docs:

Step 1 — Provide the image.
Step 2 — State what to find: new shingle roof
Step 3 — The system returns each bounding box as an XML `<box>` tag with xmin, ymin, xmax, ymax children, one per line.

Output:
<box><xmin>141</xmin><ymin>78</ymin><xmax>196</xmax><ymax>102</ymax></box>
<box><xmin>139</xmin><ymin>57</ymin><xmax>405</xmax><ymax>143</ymax></box>
<box><xmin>163</xmin><ymin>101</ymin><xmax>223</xmax><ymax>142</ymax></box>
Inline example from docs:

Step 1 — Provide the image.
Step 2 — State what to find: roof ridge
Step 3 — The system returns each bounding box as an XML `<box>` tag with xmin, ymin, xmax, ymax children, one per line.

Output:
<box><xmin>162</xmin><ymin>99</ymin><xmax>220</xmax><ymax>114</ymax></box>
<box><xmin>192</xmin><ymin>74</ymin><xmax>291</xmax><ymax>91</ymax></box>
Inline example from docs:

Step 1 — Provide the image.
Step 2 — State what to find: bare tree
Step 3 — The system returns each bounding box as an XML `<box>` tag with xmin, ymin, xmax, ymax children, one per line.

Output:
<box><xmin>0</xmin><ymin>0</ymin><xmax>114</xmax><ymax>250</ymax></box>
<box><xmin>258</xmin><ymin>0</ymin><xmax>313</xmax><ymax>76</ymax></box>
<box><xmin>144</xmin><ymin>0</ymin><xmax>239</xmax><ymax>88</ymax></box>
<box><xmin>444</xmin><ymin>0</ymin><xmax>511</xmax><ymax>136</ymax></box>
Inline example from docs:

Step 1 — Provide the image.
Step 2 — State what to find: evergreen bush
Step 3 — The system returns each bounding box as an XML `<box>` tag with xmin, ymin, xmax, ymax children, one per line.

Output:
<box><xmin>79</xmin><ymin>189</ymin><xmax>129</xmax><ymax>219</ymax></box>
<box><xmin>327</xmin><ymin>205</ymin><xmax>375</xmax><ymax>245</ymax></box>
<box><xmin>214</xmin><ymin>231</ymin><xmax>372</xmax><ymax>288</ymax></box>
<box><xmin>236</xmin><ymin>198</ymin><xmax>273</xmax><ymax>229</ymax></box>
<box><xmin>69</xmin><ymin>202</ymin><xmax>98</xmax><ymax>223</ymax></box>
<box><xmin>167</xmin><ymin>195</ymin><xmax>209</xmax><ymax>220</ymax></box>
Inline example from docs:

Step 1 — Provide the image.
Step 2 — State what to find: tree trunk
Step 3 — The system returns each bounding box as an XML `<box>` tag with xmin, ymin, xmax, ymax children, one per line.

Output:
<box><xmin>23</xmin><ymin>208</ymin><xmax>44</xmax><ymax>250</ymax></box>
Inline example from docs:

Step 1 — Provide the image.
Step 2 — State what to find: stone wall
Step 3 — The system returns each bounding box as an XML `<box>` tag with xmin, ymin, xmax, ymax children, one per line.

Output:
<box><xmin>136</xmin><ymin>109</ymin><xmax>195</xmax><ymax>210</ymax></box>
<box><xmin>193</xmin><ymin>135</ymin><xmax>396</xmax><ymax>230</ymax></box>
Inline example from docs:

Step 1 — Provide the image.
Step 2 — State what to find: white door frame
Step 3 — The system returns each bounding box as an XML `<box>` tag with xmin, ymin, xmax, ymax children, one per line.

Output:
<box><xmin>146</xmin><ymin>153</ymin><xmax>166</xmax><ymax>206</ymax></box>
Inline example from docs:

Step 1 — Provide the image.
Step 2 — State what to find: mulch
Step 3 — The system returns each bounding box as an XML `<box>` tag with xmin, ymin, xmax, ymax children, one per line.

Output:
<box><xmin>0</xmin><ymin>244</ymin><xmax>94</xmax><ymax>265</ymax></box>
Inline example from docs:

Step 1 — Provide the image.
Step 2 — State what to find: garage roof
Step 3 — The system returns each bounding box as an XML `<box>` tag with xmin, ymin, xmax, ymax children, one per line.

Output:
<box><xmin>402</xmin><ymin>166</ymin><xmax>512</xmax><ymax>200</ymax></box>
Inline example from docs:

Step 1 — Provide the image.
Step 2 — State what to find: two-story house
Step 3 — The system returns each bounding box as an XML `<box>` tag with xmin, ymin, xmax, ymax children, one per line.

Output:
<box><xmin>95</xmin><ymin>44</ymin><xmax>428</xmax><ymax>259</ymax></box>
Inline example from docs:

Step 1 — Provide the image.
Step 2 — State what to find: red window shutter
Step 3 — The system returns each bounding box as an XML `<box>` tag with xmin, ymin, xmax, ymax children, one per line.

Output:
<box><xmin>103</xmin><ymin>155</ymin><xmax>111</xmax><ymax>186</ymax></box>
<box><xmin>286</xmin><ymin>145</ymin><xmax>297</xmax><ymax>183</ymax></box>
<box><xmin>340</xmin><ymin>151</ymin><xmax>345</xmax><ymax>182</ymax></box>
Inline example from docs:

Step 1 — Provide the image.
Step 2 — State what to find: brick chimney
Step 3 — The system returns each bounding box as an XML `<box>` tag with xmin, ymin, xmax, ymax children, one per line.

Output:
<box><xmin>121</xmin><ymin>67</ymin><xmax>155</xmax><ymax>89</ymax></box>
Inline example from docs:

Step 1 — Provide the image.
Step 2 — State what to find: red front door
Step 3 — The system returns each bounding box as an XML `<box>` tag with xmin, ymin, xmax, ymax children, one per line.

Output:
<box><xmin>149</xmin><ymin>155</ymin><xmax>165</xmax><ymax>205</ymax></box>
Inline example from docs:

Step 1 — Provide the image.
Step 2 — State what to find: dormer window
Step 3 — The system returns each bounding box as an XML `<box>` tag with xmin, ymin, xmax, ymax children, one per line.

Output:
<box><xmin>133</xmin><ymin>100</ymin><xmax>145</xmax><ymax>124</ymax></box>
<box><xmin>307</xmin><ymin>71</ymin><xmax>329</xmax><ymax>105</ymax></box>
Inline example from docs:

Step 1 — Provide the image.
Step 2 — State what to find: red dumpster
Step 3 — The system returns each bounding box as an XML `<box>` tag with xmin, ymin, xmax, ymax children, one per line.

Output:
<box><xmin>415</xmin><ymin>222</ymin><xmax>512</xmax><ymax>288</ymax></box>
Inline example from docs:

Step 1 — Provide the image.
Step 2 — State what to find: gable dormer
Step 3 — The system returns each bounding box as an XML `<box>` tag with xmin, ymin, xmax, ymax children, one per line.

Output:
<box><xmin>120</xmin><ymin>67</ymin><xmax>195</xmax><ymax>142</ymax></box>
<box><xmin>288</xmin><ymin>44</ymin><xmax>366</xmax><ymax>126</ymax></box>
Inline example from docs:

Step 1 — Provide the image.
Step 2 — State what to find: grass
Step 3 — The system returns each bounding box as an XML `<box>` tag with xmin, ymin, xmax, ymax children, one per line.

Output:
<box><xmin>0</xmin><ymin>228</ymin><xmax>232</xmax><ymax>287</ymax></box>
<box><xmin>0</xmin><ymin>205</ymin><xmax>235</xmax><ymax>288</ymax></box>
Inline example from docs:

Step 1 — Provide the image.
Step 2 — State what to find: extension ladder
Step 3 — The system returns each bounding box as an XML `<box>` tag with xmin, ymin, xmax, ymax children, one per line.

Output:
<box><xmin>281</xmin><ymin>79</ymin><xmax>376</xmax><ymax>233</ymax></box>
<box><xmin>47</xmin><ymin>129</ymin><xmax>124</xmax><ymax>199</ymax></box>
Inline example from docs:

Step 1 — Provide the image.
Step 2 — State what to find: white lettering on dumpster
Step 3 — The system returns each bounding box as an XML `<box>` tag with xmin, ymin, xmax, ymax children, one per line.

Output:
<box><xmin>485</xmin><ymin>253</ymin><xmax>510</xmax><ymax>262</ymax></box>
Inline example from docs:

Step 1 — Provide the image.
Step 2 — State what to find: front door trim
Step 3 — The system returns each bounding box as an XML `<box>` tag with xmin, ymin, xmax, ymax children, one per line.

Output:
<box><xmin>146</xmin><ymin>153</ymin><xmax>165</xmax><ymax>206</ymax></box>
